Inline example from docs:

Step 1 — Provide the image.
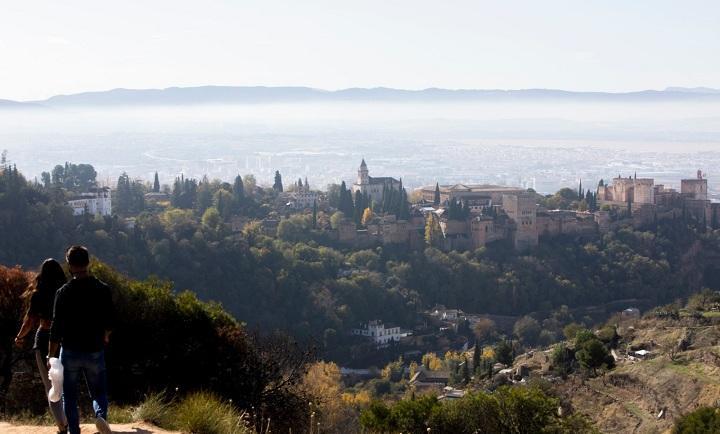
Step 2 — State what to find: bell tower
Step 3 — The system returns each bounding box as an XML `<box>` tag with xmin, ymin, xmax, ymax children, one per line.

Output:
<box><xmin>357</xmin><ymin>159</ymin><xmax>369</xmax><ymax>185</ymax></box>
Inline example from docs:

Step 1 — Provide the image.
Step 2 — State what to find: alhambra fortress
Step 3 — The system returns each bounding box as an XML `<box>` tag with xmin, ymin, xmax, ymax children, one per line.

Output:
<box><xmin>332</xmin><ymin>161</ymin><xmax>718</xmax><ymax>251</ymax></box>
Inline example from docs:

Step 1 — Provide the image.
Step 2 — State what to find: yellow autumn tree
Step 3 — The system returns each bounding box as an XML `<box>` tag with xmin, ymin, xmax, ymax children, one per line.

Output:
<box><xmin>361</xmin><ymin>207</ymin><xmax>374</xmax><ymax>226</ymax></box>
<box><xmin>421</xmin><ymin>352</ymin><xmax>443</xmax><ymax>371</ymax></box>
<box><xmin>302</xmin><ymin>361</ymin><xmax>357</xmax><ymax>432</ymax></box>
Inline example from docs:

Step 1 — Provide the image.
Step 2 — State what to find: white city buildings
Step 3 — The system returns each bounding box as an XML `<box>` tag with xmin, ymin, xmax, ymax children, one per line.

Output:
<box><xmin>67</xmin><ymin>187</ymin><xmax>112</xmax><ymax>217</ymax></box>
<box><xmin>352</xmin><ymin>320</ymin><xmax>409</xmax><ymax>347</ymax></box>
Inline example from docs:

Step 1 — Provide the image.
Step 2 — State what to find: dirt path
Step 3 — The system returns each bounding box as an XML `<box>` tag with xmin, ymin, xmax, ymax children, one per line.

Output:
<box><xmin>0</xmin><ymin>421</ymin><xmax>180</xmax><ymax>434</ymax></box>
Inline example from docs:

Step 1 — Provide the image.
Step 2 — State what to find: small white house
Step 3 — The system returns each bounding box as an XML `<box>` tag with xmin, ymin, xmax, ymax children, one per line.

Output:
<box><xmin>67</xmin><ymin>187</ymin><xmax>112</xmax><ymax>217</ymax></box>
<box><xmin>621</xmin><ymin>308</ymin><xmax>641</xmax><ymax>320</ymax></box>
<box><xmin>352</xmin><ymin>320</ymin><xmax>409</xmax><ymax>347</ymax></box>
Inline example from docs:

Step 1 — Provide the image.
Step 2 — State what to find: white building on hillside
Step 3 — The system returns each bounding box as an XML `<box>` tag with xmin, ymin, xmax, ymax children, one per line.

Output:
<box><xmin>67</xmin><ymin>187</ymin><xmax>112</xmax><ymax>217</ymax></box>
<box><xmin>352</xmin><ymin>320</ymin><xmax>409</xmax><ymax>347</ymax></box>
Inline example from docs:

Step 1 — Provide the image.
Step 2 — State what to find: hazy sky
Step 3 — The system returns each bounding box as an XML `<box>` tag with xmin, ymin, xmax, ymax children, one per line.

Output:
<box><xmin>1</xmin><ymin>0</ymin><xmax>719</xmax><ymax>101</ymax></box>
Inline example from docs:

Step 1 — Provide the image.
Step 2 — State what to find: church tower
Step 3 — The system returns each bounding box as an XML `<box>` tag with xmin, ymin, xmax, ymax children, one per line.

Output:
<box><xmin>357</xmin><ymin>159</ymin><xmax>369</xmax><ymax>185</ymax></box>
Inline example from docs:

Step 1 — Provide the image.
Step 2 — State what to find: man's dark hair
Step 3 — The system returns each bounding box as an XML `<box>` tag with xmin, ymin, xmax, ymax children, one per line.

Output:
<box><xmin>66</xmin><ymin>245</ymin><xmax>90</xmax><ymax>267</ymax></box>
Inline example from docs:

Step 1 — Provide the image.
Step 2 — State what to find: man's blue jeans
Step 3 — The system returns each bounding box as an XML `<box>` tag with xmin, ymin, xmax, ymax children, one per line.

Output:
<box><xmin>60</xmin><ymin>348</ymin><xmax>108</xmax><ymax>434</ymax></box>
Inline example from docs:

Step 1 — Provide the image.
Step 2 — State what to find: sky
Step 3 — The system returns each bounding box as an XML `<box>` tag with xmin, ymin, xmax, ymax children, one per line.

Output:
<box><xmin>1</xmin><ymin>0</ymin><xmax>719</xmax><ymax>101</ymax></box>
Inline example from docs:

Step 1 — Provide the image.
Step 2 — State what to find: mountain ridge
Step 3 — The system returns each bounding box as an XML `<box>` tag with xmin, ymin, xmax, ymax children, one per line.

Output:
<box><xmin>3</xmin><ymin>85</ymin><xmax>720</xmax><ymax>108</ymax></box>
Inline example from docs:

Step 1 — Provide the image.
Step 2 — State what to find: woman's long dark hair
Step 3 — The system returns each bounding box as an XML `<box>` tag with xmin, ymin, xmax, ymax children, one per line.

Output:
<box><xmin>31</xmin><ymin>258</ymin><xmax>67</xmax><ymax>296</ymax></box>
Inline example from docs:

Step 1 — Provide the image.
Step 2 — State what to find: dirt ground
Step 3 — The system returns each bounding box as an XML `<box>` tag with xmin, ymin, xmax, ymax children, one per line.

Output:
<box><xmin>0</xmin><ymin>421</ymin><xmax>180</xmax><ymax>434</ymax></box>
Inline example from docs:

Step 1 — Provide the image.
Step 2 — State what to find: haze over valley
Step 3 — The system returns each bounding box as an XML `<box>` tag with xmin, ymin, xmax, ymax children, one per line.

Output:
<box><xmin>2</xmin><ymin>86</ymin><xmax>720</xmax><ymax>195</ymax></box>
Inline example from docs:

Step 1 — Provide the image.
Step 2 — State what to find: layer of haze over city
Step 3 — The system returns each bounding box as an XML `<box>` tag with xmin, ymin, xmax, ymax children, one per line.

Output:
<box><xmin>2</xmin><ymin>0</ymin><xmax>719</xmax><ymax>196</ymax></box>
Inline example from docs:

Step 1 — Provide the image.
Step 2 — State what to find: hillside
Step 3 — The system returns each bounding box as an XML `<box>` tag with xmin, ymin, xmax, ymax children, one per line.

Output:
<box><xmin>512</xmin><ymin>310</ymin><xmax>720</xmax><ymax>433</ymax></box>
<box><xmin>566</xmin><ymin>318</ymin><xmax>720</xmax><ymax>433</ymax></box>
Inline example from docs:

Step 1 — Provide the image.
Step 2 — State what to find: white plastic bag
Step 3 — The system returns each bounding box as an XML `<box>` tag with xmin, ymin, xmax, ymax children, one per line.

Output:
<box><xmin>48</xmin><ymin>357</ymin><xmax>64</xmax><ymax>403</ymax></box>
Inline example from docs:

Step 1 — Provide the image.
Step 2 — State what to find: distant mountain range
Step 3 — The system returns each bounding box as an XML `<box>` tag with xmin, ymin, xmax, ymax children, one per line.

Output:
<box><xmin>3</xmin><ymin>86</ymin><xmax>720</xmax><ymax>108</ymax></box>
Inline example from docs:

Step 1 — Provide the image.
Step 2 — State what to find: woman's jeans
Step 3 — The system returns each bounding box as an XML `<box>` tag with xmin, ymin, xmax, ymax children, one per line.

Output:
<box><xmin>60</xmin><ymin>348</ymin><xmax>108</xmax><ymax>434</ymax></box>
<box><xmin>34</xmin><ymin>350</ymin><xmax>68</xmax><ymax>429</ymax></box>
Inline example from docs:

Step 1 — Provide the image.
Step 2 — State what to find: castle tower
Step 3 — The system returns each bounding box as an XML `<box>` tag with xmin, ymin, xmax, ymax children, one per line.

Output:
<box><xmin>357</xmin><ymin>158</ymin><xmax>369</xmax><ymax>185</ymax></box>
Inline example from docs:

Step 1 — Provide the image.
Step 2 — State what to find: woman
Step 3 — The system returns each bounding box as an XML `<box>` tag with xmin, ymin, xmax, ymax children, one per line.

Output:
<box><xmin>14</xmin><ymin>258</ymin><xmax>69</xmax><ymax>434</ymax></box>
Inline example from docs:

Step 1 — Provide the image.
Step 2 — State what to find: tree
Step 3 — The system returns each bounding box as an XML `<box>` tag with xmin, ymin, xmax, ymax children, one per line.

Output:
<box><xmin>312</xmin><ymin>200</ymin><xmax>318</xmax><ymax>229</ymax></box>
<box><xmin>330</xmin><ymin>211</ymin><xmax>345</xmax><ymax>229</ymax></box>
<box><xmin>494</xmin><ymin>340</ymin><xmax>513</xmax><ymax>366</ymax></box>
<box><xmin>551</xmin><ymin>343</ymin><xmax>573</xmax><ymax>376</ymax></box>
<box><xmin>425</xmin><ymin>213</ymin><xmax>443</xmax><ymax>247</ymax></box>
<box><xmin>213</xmin><ymin>189</ymin><xmax>234</xmax><ymax>220</ymax></box>
<box><xmin>301</xmin><ymin>361</ymin><xmax>356</xmax><ymax>433</ymax></box>
<box><xmin>575</xmin><ymin>338</ymin><xmax>611</xmax><ymax>375</ymax></box>
<box><xmin>461</xmin><ymin>356</ymin><xmax>470</xmax><ymax>384</ymax></box>
<box><xmin>673</xmin><ymin>407</ymin><xmax>720</xmax><ymax>433</ymax></box>
<box><xmin>242</xmin><ymin>174</ymin><xmax>256</xmax><ymax>196</ymax></box>
<box><xmin>361</xmin><ymin>207</ymin><xmax>373</xmax><ymax>226</ymax></box>
<box><xmin>421</xmin><ymin>352</ymin><xmax>443</xmax><ymax>370</ymax></box>
<box><xmin>578</xmin><ymin>179</ymin><xmax>583</xmax><ymax>200</ymax></box>
<box><xmin>513</xmin><ymin>315</ymin><xmax>541</xmax><ymax>347</ymax></box>
<box><xmin>115</xmin><ymin>172</ymin><xmax>132</xmax><ymax>214</ymax></box>
<box><xmin>232</xmin><ymin>175</ymin><xmax>245</xmax><ymax>210</ymax></box>
<box><xmin>201</xmin><ymin>207</ymin><xmax>221</xmax><ymax>231</ymax></box>
<box><xmin>473</xmin><ymin>318</ymin><xmax>496</xmax><ymax>344</ymax></box>
<box><xmin>40</xmin><ymin>172</ymin><xmax>51</xmax><ymax>188</ymax></box>
<box><xmin>273</xmin><ymin>170</ymin><xmax>283</xmax><ymax>192</ymax></box>
<box><xmin>153</xmin><ymin>172</ymin><xmax>160</xmax><ymax>192</ymax></box>
<box><xmin>472</xmin><ymin>344</ymin><xmax>481</xmax><ymax>375</ymax></box>
<box><xmin>433</xmin><ymin>182</ymin><xmax>441</xmax><ymax>205</ymax></box>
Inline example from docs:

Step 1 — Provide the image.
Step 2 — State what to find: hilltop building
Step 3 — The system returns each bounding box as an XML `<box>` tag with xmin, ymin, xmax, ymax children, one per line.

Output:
<box><xmin>332</xmin><ymin>167</ymin><xmax>718</xmax><ymax>253</ymax></box>
<box><xmin>502</xmin><ymin>192</ymin><xmax>539</xmax><ymax>250</ymax></box>
<box><xmin>420</xmin><ymin>184</ymin><xmax>525</xmax><ymax>210</ymax></box>
<box><xmin>351</xmin><ymin>159</ymin><xmax>401</xmax><ymax>205</ymax></box>
<box><xmin>351</xmin><ymin>320</ymin><xmax>409</xmax><ymax>347</ymax></box>
<box><xmin>597</xmin><ymin>174</ymin><xmax>655</xmax><ymax>209</ymax></box>
<box><xmin>67</xmin><ymin>187</ymin><xmax>112</xmax><ymax>217</ymax></box>
<box><xmin>284</xmin><ymin>177</ymin><xmax>319</xmax><ymax>209</ymax></box>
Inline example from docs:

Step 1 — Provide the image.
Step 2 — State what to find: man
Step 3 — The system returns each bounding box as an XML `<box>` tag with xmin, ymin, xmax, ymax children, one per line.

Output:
<box><xmin>49</xmin><ymin>246</ymin><xmax>114</xmax><ymax>434</ymax></box>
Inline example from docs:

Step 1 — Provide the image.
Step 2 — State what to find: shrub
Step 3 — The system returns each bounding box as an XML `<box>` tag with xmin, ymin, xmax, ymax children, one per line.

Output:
<box><xmin>673</xmin><ymin>407</ymin><xmax>720</xmax><ymax>433</ymax></box>
<box><xmin>132</xmin><ymin>392</ymin><xmax>173</xmax><ymax>427</ymax></box>
<box><xmin>173</xmin><ymin>391</ymin><xmax>249</xmax><ymax>434</ymax></box>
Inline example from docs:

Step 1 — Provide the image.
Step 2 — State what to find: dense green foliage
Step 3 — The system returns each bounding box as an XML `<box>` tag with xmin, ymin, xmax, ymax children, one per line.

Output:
<box><xmin>4</xmin><ymin>163</ymin><xmax>720</xmax><ymax>360</ymax></box>
<box><xmin>1</xmin><ymin>262</ymin><xmax>312</xmax><ymax>432</ymax></box>
<box><xmin>673</xmin><ymin>407</ymin><xmax>720</xmax><ymax>434</ymax></box>
<box><xmin>360</xmin><ymin>386</ymin><xmax>597</xmax><ymax>433</ymax></box>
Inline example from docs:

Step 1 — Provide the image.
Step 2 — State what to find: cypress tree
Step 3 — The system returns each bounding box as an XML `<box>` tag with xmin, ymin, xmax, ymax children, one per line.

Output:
<box><xmin>473</xmin><ymin>343</ymin><xmax>481</xmax><ymax>375</ymax></box>
<box><xmin>433</xmin><ymin>182</ymin><xmax>441</xmax><ymax>205</ymax></box>
<box><xmin>462</xmin><ymin>356</ymin><xmax>470</xmax><ymax>384</ymax></box>
<box><xmin>153</xmin><ymin>172</ymin><xmax>160</xmax><ymax>192</ymax></box>
<box><xmin>273</xmin><ymin>170</ymin><xmax>283</xmax><ymax>192</ymax></box>
<box><xmin>312</xmin><ymin>200</ymin><xmax>317</xmax><ymax>229</ymax></box>
<box><xmin>354</xmin><ymin>190</ymin><xmax>363</xmax><ymax>224</ymax></box>
<box><xmin>578</xmin><ymin>179</ymin><xmax>583</xmax><ymax>200</ymax></box>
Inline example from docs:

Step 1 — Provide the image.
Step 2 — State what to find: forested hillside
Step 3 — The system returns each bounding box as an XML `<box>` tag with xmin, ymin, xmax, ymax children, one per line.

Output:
<box><xmin>3</xmin><ymin>164</ymin><xmax>720</xmax><ymax>359</ymax></box>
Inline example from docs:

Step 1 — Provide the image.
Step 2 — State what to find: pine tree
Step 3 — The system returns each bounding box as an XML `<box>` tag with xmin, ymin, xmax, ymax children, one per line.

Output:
<box><xmin>433</xmin><ymin>182</ymin><xmax>441</xmax><ymax>206</ymax></box>
<box><xmin>153</xmin><ymin>172</ymin><xmax>160</xmax><ymax>192</ymax></box>
<box><xmin>273</xmin><ymin>170</ymin><xmax>283</xmax><ymax>192</ymax></box>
